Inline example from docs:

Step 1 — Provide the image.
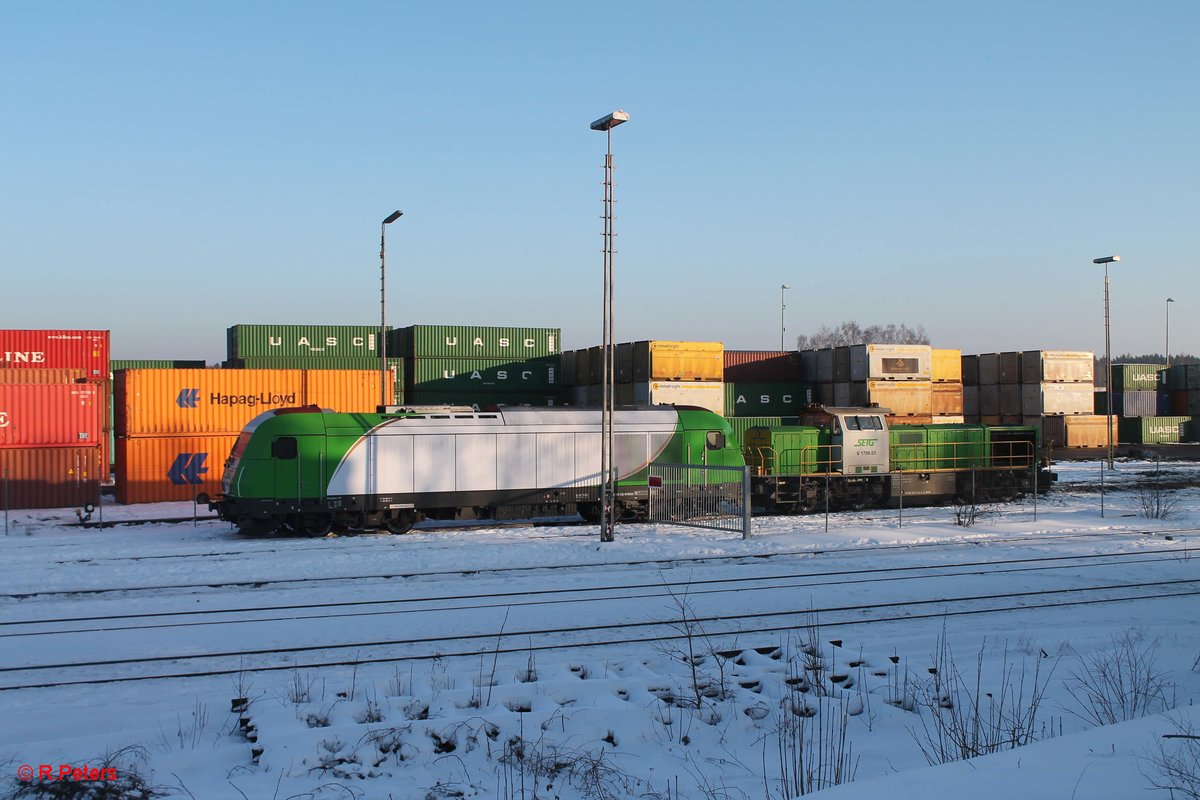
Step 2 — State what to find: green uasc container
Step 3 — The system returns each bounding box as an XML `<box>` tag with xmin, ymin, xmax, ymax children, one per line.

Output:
<box><xmin>1112</xmin><ymin>364</ymin><xmax>1165</xmax><ymax>392</ymax></box>
<box><xmin>744</xmin><ymin>426</ymin><xmax>829</xmax><ymax>475</ymax></box>
<box><xmin>1119</xmin><ymin>416</ymin><xmax>1189</xmax><ymax>444</ymax></box>
<box><xmin>390</xmin><ymin>325</ymin><xmax>561</xmax><ymax>359</ymax></box>
<box><xmin>406</xmin><ymin>356</ymin><xmax>559</xmax><ymax>392</ymax></box>
<box><xmin>111</xmin><ymin>360</ymin><xmax>207</xmax><ymax>370</ymax></box>
<box><xmin>407</xmin><ymin>390</ymin><xmax>558</xmax><ymax>410</ymax></box>
<box><xmin>227</xmin><ymin>325</ymin><xmax>385</xmax><ymax>360</ymax></box>
<box><xmin>724</xmin><ymin>382</ymin><xmax>814</xmax><ymax>417</ymax></box>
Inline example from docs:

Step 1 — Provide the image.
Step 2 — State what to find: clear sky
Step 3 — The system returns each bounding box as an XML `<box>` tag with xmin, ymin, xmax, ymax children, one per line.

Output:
<box><xmin>3</xmin><ymin>1</ymin><xmax>1196</xmax><ymax>362</ymax></box>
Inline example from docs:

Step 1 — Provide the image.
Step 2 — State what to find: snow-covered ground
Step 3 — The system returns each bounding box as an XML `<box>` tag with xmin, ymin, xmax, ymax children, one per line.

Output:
<box><xmin>1</xmin><ymin>459</ymin><xmax>1198</xmax><ymax>800</ymax></box>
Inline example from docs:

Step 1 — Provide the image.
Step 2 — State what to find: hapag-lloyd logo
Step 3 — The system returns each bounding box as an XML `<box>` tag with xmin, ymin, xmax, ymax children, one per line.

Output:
<box><xmin>175</xmin><ymin>388</ymin><xmax>298</xmax><ymax>409</ymax></box>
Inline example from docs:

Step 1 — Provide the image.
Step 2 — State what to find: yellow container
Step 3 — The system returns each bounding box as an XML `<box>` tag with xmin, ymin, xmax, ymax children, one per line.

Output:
<box><xmin>932</xmin><ymin>382</ymin><xmax>964</xmax><ymax>415</ymax></box>
<box><xmin>932</xmin><ymin>349</ymin><xmax>962</xmax><ymax>383</ymax></box>
<box><xmin>867</xmin><ymin>380</ymin><xmax>932</xmax><ymax>416</ymax></box>
<box><xmin>634</xmin><ymin>341</ymin><xmax>723</xmax><ymax>382</ymax></box>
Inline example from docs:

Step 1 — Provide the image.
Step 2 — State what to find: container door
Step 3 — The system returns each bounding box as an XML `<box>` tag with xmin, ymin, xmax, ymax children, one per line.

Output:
<box><xmin>271</xmin><ymin>435</ymin><xmax>327</xmax><ymax>502</ymax></box>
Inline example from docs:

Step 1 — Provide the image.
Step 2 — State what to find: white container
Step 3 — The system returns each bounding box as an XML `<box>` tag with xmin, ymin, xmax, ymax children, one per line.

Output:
<box><xmin>633</xmin><ymin>381</ymin><xmax>725</xmax><ymax>415</ymax></box>
<box><xmin>932</xmin><ymin>415</ymin><xmax>965</xmax><ymax>425</ymax></box>
<box><xmin>1022</xmin><ymin>382</ymin><xmax>1094</xmax><ymax>415</ymax></box>
<box><xmin>1021</xmin><ymin>350</ymin><xmax>1094</xmax><ymax>384</ymax></box>
<box><xmin>849</xmin><ymin>344</ymin><xmax>932</xmax><ymax>382</ymax></box>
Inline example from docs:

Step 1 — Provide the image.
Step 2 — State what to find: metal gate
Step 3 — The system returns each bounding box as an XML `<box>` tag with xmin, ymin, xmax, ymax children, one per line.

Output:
<box><xmin>646</xmin><ymin>462</ymin><xmax>752</xmax><ymax>539</ymax></box>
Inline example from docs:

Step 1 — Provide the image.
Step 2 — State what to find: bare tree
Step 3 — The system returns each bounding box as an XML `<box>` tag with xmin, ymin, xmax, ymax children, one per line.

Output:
<box><xmin>795</xmin><ymin>322</ymin><xmax>930</xmax><ymax>350</ymax></box>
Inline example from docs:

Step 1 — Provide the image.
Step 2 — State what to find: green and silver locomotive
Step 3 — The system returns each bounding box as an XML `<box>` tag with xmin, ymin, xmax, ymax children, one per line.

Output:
<box><xmin>205</xmin><ymin>405</ymin><xmax>743</xmax><ymax>534</ymax></box>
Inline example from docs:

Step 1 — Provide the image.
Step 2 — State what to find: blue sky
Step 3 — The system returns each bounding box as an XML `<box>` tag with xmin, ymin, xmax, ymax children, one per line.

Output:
<box><xmin>3</xmin><ymin>1</ymin><xmax>1196</xmax><ymax>361</ymax></box>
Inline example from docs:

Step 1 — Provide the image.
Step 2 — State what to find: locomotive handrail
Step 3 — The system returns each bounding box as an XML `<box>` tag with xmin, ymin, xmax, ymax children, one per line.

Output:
<box><xmin>889</xmin><ymin>438</ymin><xmax>1037</xmax><ymax>473</ymax></box>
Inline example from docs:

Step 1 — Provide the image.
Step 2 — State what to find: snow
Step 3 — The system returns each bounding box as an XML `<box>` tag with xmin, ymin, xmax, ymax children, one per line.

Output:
<box><xmin>1</xmin><ymin>458</ymin><xmax>1198</xmax><ymax>799</ymax></box>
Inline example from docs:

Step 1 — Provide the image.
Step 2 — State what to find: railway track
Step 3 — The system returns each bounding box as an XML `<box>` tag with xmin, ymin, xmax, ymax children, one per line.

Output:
<box><xmin>2</xmin><ymin>548</ymin><xmax>1197</xmax><ymax>691</ymax></box>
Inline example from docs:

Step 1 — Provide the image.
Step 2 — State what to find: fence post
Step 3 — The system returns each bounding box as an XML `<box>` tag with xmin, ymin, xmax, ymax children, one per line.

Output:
<box><xmin>898</xmin><ymin>470</ymin><xmax>903</xmax><ymax>529</ymax></box>
<box><xmin>824</xmin><ymin>470</ymin><xmax>830</xmax><ymax>533</ymax></box>
<box><xmin>1100</xmin><ymin>461</ymin><xmax>1105</xmax><ymax>519</ymax></box>
<box><xmin>742</xmin><ymin>466</ymin><xmax>751</xmax><ymax>540</ymax></box>
<box><xmin>1031</xmin><ymin>453</ymin><xmax>1037</xmax><ymax>521</ymax></box>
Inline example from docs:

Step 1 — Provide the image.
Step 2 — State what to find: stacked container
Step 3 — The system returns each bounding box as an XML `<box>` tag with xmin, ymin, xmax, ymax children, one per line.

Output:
<box><xmin>801</xmin><ymin>344</ymin><xmax>933</xmax><ymax>425</ymax></box>
<box><xmin>723</xmin><ymin>351</ymin><xmax>812</xmax><ymax>417</ymax></box>
<box><xmin>0</xmin><ymin>331</ymin><xmax>109</xmax><ymax>503</ymax></box>
<box><xmin>389</xmin><ymin>324</ymin><xmax>560</xmax><ymax>410</ymax></box>
<box><xmin>114</xmin><ymin>367</ymin><xmax>393</xmax><ymax>503</ymax></box>
<box><xmin>562</xmin><ymin>341</ymin><xmax>724</xmax><ymax>414</ymax></box>
<box><xmin>226</xmin><ymin>324</ymin><xmax>403</xmax><ymax>403</ymax></box>
<box><xmin>1104</xmin><ymin>364</ymin><xmax>1167</xmax><ymax>418</ymax></box>
<box><xmin>931</xmin><ymin>348</ymin><xmax>964</xmax><ymax>424</ymax></box>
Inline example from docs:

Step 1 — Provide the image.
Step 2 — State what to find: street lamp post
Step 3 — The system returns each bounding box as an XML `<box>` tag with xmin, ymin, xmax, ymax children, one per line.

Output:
<box><xmin>380</xmin><ymin>210</ymin><xmax>403</xmax><ymax>409</ymax></box>
<box><xmin>780</xmin><ymin>284</ymin><xmax>790</xmax><ymax>350</ymax></box>
<box><xmin>1094</xmin><ymin>255</ymin><xmax>1120</xmax><ymax>469</ymax></box>
<box><xmin>591</xmin><ymin>109</ymin><xmax>629</xmax><ymax>544</ymax></box>
<box><xmin>1166</xmin><ymin>298</ymin><xmax>1175</xmax><ymax>368</ymax></box>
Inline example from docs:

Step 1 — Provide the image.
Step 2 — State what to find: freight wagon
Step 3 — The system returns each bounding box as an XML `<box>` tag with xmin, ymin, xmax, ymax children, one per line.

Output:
<box><xmin>204</xmin><ymin>405</ymin><xmax>742</xmax><ymax>535</ymax></box>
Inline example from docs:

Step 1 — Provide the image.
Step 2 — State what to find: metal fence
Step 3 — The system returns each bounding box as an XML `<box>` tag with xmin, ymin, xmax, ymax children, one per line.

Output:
<box><xmin>646</xmin><ymin>462</ymin><xmax>752</xmax><ymax>538</ymax></box>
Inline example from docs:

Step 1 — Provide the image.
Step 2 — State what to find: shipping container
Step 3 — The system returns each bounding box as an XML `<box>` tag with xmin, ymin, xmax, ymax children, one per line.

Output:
<box><xmin>1187</xmin><ymin>365</ymin><xmax>1200</xmax><ymax>390</ymax></box>
<box><xmin>961</xmin><ymin>354</ymin><xmax>980</xmax><ymax>386</ymax></box>
<box><xmin>980</xmin><ymin>415</ymin><xmax>1003</xmax><ymax>426</ymax></box>
<box><xmin>887</xmin><ymin>415</ymin><xmax>933</xmax><ymax>427</ymax></box>
<box><xmin>587</xmin><ymin>345</ymin><xmax>603</xmax><ymax>384</ymax></box>
<box><xmin>230</xmin><ymin>357</ymin><xmax>403</xmax><ymax>402</ymax></box>
<box><xmin>1113</xmin><ymin>390</ymin><xmax>1159</xmax><ymax>418</ymax></box>
<box><xmin>1020</xmin><ymin>351</ymin><xmax>1095</xmax><ymax>384</ymax></box>
<box><xmin>616</xmin><ymin>343</ymin><xmax>633</xmax><ymax>383</ymax></box>
<box><xmin>724</xmin><ymin>382</ymin><xmax>813</xmax><ymax>416</ymax></box>
<box><xmin>0</xmin><ymin>383</ymin><xmax>103</xmax><ymax>448</ymax></box>
<box><xmin>980</xmin><ymin>385</ymin><xmax>1000</xmax><ymax>416</ymax></box>
<box><xmin>833</xmin><ymin>347</ymin><xmax>851</xmax><ymax>382</ymax></box>
<box><xmin>978</xmin><ymin>353</ymin><xmax>1000</xmax><ymax>385</ymax></box>
<box><xmin>1111</xmin><ymin>364</ymin><xmax>1164</xmax><ymax>392</ymax></box>
<box><xmin>816</xmin><ymin>382</ymin><xmax>834</xmax><ymax>405</ymax></box>
<box><xmin>560</xmin><ymin>350</ymin><xmax>577</xmax><ymax>387</ymax></box>
<box><xmin>631</xmin><ymin>341</ymin><xmax>723</xmax><ymax>382</ymax></box>
<box><xmin>723</xmin><ymin>351</ymin><xmax>803</xmax><ymax>383</ymax></box>
<box><xmin>406</xmin><ymin>356</ymin><xmax>559</xmax><ymax>392</ymax></box>
<box><xmin>963</xmin><ymin>385</ymin><xmax>980</xmax><ymax>417</ymax></box>
<box><xmin>115</xmin><ymin>434</ymin><xmax>237</xmax><ymax>504</ymax></box>
<box><xmin>1162</xmin><ymin>365</ymin><xmax>1187</xmax><ymax>391</ymax></box>
<box><xmin>1164</xmin><ymin>390</ymin><xmax>1188</xmax><ymax>416</ymax></box>
<box><xmin>1041</xmin><ymin>415</ymin><xmax>1116</xmax><ymax>449</ymax></box>
<box><xmin>867</xmin><ymin>380</ymin><xmax>932</xmax><ymax>416</ymax></box>
<box><xmin>931</xmin><ymin>415</ymin><xmax>966</xmax><ymax>425</ymax></box>
<box><xmin>999</xmin><ymin>352</ymin><xmax>1021</xmax><ymax>384</ymax></box>
<box><xmin>0</xmin><ymin>445</ymin><xmax>101</xmax><ymax>509</ymax></box>
<box><xmin>304</xmin><ymin>370</ymin><xmax>395</xmax><ymax>413</ymax></box>
<box><xmin>932</xmin><ymin>383</ymin><xmax>964</xmax><ymax>415</ymax></box>
<box><xmin>816</xmin><ymin>349</ymin><xmax>835</xmax><ymax>383</ymax></box>
<box><xmin>115</xmin><ymin>369</ymin><xmax>306</xmax><ymax>436</ymax></box>
<box><xmin>633</xmin><ymin>381</ymin><xmax>724</xmax><ymax>414</ymax></box>
<box><xmin>0</xmin><ymin>368</ymin><xmax>87</xmax><ymax>384</ymax></box>
<box><xmin>833</xmin><ymin>382</ymin><xmax>851</xmax><ymax>407</ymax></box>
<box><xmin>1022</xmin><ymin>383</ymin><xmax>1094</xmax><ymax>416</ymax></box>
<box><xmin>1000</xmin><ymin>384</ymin><xmax>1022</xmax><ymax>416</ymax></box>
<box><xmin>227</xmin><ymin>324</ymin><xmax>384</xmax><ymax>360</ymax></box>
<box><xmin>111</xmin><ymin>360</ymin><xmax>207</xmax><ymax>371</ymax></box>
<box><xmin>932</xmin><ymin>349</ymin><xmax>962</xmax><ymax>383</ymax></box>
<box><xmin>799</xmin><ymin>350</ymin><xmax>819</xmax><ymax>382</ymax></box>
<box><xmin>849</xmin><ymin>344</ymin><xmax>933</xmax><ymax>382</ymax></box>
<box><xmin>1190</xmin><ymin>390</ymin><xmax>1200</xmax><ymax>416</ymax></box>
<box><xmin>0</xmin><ymin>330</ymin><xmax>109</xmax><ymax>378</ymax></box>
<box><xmin>391</xmin><ymin>325</ymin><xmax>560</xmax><ymax>359</ymax></box>
<box><xmin>405</xmin><ymin>391</ymin><xmax>558</xmax><ymax>411</ymax></box>
<box><xmin>1118</xmin><ymin>416</ymin><xmax>1190</xmax><ymax>445</ymax></box>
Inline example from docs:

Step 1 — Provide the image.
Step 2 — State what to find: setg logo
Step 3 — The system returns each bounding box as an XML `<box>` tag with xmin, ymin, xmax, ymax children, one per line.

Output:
<box><xmin>855</xmin><ymin>438</ymin><xmax>877</xmax><ymax>447</ymax></box>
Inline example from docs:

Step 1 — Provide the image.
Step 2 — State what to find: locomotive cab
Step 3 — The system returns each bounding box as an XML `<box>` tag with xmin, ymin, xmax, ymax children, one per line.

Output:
<box><xmin>798</xmin><ymin>406</ymin><xmax>890</xmax><ymax>475</ymax></box>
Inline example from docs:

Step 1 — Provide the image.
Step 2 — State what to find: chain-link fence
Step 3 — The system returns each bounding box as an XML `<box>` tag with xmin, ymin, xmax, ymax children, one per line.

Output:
<box><xmin>646</xmin><ymin>462</ymin><xmax>751</xmax><ymax>538</ymax></box>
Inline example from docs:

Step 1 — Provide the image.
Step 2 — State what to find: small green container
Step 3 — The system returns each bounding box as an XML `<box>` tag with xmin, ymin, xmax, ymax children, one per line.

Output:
<box><xmin>1119</xmin><ymin>416</ymin><xmax>1190</xmax><ymax>444</ymax></box>
<box><xmin>227</xmin><ymin>325</ymin><xmax>385</xmax><ymax>360</ymax></box>
<box><xmin>1111</xmin><ymin>364</ymin><xmax>1165</xmax><ymax>392</ymax></box>
<box><xmin>391</xmin><ymin>325</ymin><xmax>561</xmax><ymax>359</ymax></box>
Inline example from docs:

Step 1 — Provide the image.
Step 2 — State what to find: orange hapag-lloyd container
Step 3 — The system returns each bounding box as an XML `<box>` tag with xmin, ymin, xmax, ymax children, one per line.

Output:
<box><xmin>0</xmin><ymin>446</ymin><xmax>101</xmax><ymax>509</ymax></box>
<box><xmin>115</xmin><ymin>434</ymin><xmax>238</xmax><ymax>504</ymax></box>
<box><xmin>304</xmin><ymin>369</ymin><xmax>392</xmax><ymax>413</ymax></box>
<box><xmin>115</xmin><ymin>369</ymin><xmax>393</xmax><ymax>437</ymax></box>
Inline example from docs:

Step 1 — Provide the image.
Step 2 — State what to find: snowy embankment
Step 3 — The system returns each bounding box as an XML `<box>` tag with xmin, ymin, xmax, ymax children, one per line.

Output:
<box><xmin>0</xmin><ymin>459</ymin><xmax>1197</xmax><ymax>800</ymax></box>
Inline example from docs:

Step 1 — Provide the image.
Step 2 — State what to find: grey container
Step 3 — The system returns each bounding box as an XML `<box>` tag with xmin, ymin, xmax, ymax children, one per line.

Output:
<box><xmin>999</xmin><ymin>352</ymin><xmax>1021</xmax><ymax>384</ymax></box>
<box><xmin>1116</xmin><ymin>390</ymin><xmax>1159</xmax><ymax>417</ymax></box>
<box><xmin>1000</xmin><ymin>384</ymin><xmax>1023</xmax><ymax>416</ymax></box>
<box><xmin>800</xmin><ymin>350</ymin><xmax>819</xmax><ymax>382</ymax></box>
<box><xmin>979</xmin><ymin>354</ymin><xmax>1000</xmax><ymax>385</ymax></box>
<box><xmin>962</xmin><ymin>354</ymin><xmax>980</xmax><ymax>386</ymax></box>
<box><xmin>816</xmin><ymin>349</ymin><xmax>835</xmax><ymax>382</ymax></box>
<box><xmin>963</xmin><ymin>385</ymin><xmax>980</xmax><ymax>416</ymax></box>
<box><xmin>833</xmin><ymin>347</ymin><xmax>851</xmax><ymax>382</ymax></box>
<box><xmin>1021</xmin><ymin>351</ymin><xmax>1095</xmax><ymax>384</ymax></box>
<box><xmin>980</xmin><ymin>384</ymin><xmax>1000</xmax><ymax>416</ymax></box>
<box><xmin>227</xmin><ymin>324</ymin><xmax>384</xmax><ymax>360</ymax></box>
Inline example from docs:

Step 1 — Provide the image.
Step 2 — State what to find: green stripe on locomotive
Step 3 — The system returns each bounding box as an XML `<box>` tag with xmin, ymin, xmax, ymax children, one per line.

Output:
<box><xmin>743</xmin><ymin>425</ymin><xmax>830</xmax><ymax>475</ymax></box>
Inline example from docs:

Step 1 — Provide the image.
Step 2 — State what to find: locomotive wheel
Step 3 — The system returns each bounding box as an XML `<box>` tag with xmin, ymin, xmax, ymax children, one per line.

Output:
<box><xmin>385</xmin><ymin>511</ymin><xmax>415</xmax><ymax>535</ymax></box>
<box><xmin>577</xmin><ymin>502</ymin><xmax>601</xmax><ymax>523</ymax></box>
<box><xmin>237</xmin><ymin>517</ymin><xmax>279</xmax><ymax>536</ymax></box>
<box><xmin>294</xmin><ymin>514</ymin><xmax>333</xmax><ymax>537</ymax></box>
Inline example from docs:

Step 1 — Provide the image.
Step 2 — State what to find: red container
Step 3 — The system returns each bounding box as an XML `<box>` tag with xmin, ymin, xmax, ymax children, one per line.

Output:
<box><xmin>723</xmin><ymin>351</ymin><xmax>803</xmax><ymax>383</ymax></box>
<box><xmin>0</xmin><ymin>368</ymin><xmax>87</xmax><ymax>385</ymax></box>
<box><xmin>0</xmin><ymin>446</ymin><xmax>101</xmax><ymax>509</ymax></box>
<box><xmin>0</xmin><ymin>383</ymin><xmax>104</xmax><ymax>448</ymax></box>
<box><xmin>0</xmin><ymin>330</ymin><xmax>110</xmax><ymax>379</ymax></box>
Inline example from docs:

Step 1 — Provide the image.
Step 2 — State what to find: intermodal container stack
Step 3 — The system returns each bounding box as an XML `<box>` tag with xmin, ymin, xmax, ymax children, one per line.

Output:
<box><xmin>390</xmin><ymin>324</ymin><xmax>561</xmax><ymax>410</ymax></box>
<box><xmin>114</xmin><ymin>367</ymin><xmax>393</xmax><ymax>503</ymax></box>
<box><xmin>1105</xmin><ymin>364</ymin><xmax>1167</xmax><ymax>418</ymax></box>
<box><xmin>563</xmin><ymin>341</ymin><xmax>724</xmax><ymax>414</ymax></box>
<box><xmin>931</xmin><ymin>348</ymin><xmax>964</xmax><ymax>424</ymax></box>
<box><xmin>0</xmin><ymin>330</ymin><xmax>110</xmax><ymax>495</ymax></box>
<box><xmin>723</xmin><ymin>351</ymin><xmax>812</xmax><ymax>417</ymax></box>
<box><xmin>960</xmin><ymin>349</ymin><xmax>1094</xmax><ymax>437</ymax></box>
<box><xmin>802</xmin><ymin>344</ymin><xmax>934</xmax><ymax>425</ymax></box>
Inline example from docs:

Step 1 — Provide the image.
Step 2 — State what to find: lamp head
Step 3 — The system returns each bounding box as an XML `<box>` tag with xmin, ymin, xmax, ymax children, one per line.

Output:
<box><xmin>1092</xmin><ymin>255</ymin><xmax>1120</xmax><ymax>264</ymax></box>
<box><xmin>590</xmin><ymin>110</ymin><xmax>630</xmax><ymax>131</ymax></box>
<box><xmin>1167</xmin><ymin>297</ymin><xmax>1175</xmax><ymax>303</ymax></box>
<box><xmin>383</xmin><ymin>210</ymin><xmax>403</xmax><ymax>225</ymax></box>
